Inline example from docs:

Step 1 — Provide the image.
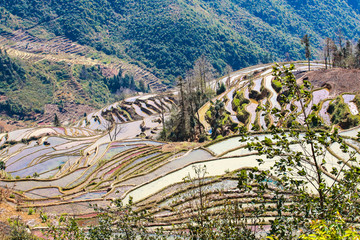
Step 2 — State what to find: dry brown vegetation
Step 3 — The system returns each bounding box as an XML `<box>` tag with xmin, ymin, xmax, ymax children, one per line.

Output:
<box><xmin>304</xmin><ymin>68</ymin><xmax>360</xmax><ymax>96</ymax></box>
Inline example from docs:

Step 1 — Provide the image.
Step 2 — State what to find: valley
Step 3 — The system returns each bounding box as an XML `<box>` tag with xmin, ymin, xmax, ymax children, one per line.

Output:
<box><xmin>1</xmin><ymin>62</ymin><xmax>360</xmax><ymax>236</ymax></box>
<box><xmin>1</xmin><ymin>0</ymin><xmax>360</xmax><ymax>238</ymax></box>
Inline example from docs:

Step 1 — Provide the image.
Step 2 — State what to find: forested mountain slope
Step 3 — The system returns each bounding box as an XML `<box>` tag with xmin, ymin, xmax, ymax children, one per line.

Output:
<box><xmin>1</xmin><ymin>0</ymin><xmax>360</xmax><ymax>84</ymax></box>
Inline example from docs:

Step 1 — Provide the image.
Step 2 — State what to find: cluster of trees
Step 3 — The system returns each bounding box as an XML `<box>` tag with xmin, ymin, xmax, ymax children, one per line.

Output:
<box><xmin>299</xmin><ymin>32</ymin><xmax>360</xmax><ymax>71</ymax></box>
<box><xmin>205</xmin><ymin>99</ymin><xmax>237</xmax><ymax>139</ymax></box>
<box><xmin>323</xmin><ymin>34</ymin><xmax>360</xmax><ymax>69</ymax></box>
<box><xmin>0</xmin><ymin>49</ymin><xmax>25</xmax><ymax>90</ymax></box>
<box><xmin>102</xmin><ymin>67</ymin><xmax>150</xmax><ymax>94</ymax></box>
<box><xmin>0</xmin><ymin>49</ymin><xmax>35</xmax><ymax>117</ymax></box>
<box><xmin>160</xmin><ymin>55</ymin><xmax>219</xmax><ymax>142</ymax></box>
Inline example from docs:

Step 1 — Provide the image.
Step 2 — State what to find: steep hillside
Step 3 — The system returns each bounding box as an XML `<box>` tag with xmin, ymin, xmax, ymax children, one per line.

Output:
<box><xmin>0</xmin><ymin>50</ymin><xmax>108</xmax><ymax>118</ymax></box>
<box><xmin>1</xmin><ymin>0</ymin><xmax>359</xmax><ymax>84</ymax></box>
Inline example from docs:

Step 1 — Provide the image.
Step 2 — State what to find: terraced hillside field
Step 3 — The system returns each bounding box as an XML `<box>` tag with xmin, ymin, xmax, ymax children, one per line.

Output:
<box><xmin>200</xmin><ymin>62</ymin><xmax>360</xmax><ymax>133</ymax></box>
<box><xmin>1</xmin><ymin>62</ymin><xmax>360</xmax><ymax>232</ymax></box>
<box><xmin>0</xmin><ymin>29</ymin><xmax>167</xmax><ymax>92</ymax></box>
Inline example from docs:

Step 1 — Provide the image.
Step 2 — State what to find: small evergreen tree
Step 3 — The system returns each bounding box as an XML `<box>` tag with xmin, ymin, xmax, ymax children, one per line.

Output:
<box><xmin>54</xmin><ymin>113</ymin><xmax>61</xmax><ymax>127</ymax></box>
<box><xmin>0</xmin><ymin>161</ymin><xmax>5</xmax><ymax>170</ymax></box>
<box><xmin>216</xmin><ymin>82</ymin><xmax>226</xmax><ymax>95</ymax></box>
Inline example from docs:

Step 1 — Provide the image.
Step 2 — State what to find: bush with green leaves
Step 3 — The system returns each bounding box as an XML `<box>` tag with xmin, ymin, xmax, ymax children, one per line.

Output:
<box><xmin>298</xmin><ymin>213</ymin><xmax>360</xmax><ymax>240</ymax></box>
<box><xmin>6</xmin><ymin>218</ymin><xmax>38</xmax><ymax>240</ymax></box>
<box><xmin>205</xmin><ymin>100</ymin><xmax>234</xmax><ymax>139</ymax></box>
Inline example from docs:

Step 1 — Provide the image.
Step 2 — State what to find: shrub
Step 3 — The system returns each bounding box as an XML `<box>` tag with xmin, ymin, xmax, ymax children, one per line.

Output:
<box><xmin>271</xmin><ymin>79</ymin><xmax>282</xmax><ymax>92</ymax></box>
<box><xmin>28</xmin><ymin>208</ymin><xmax>34</xmax><ymax>215</ymax></box>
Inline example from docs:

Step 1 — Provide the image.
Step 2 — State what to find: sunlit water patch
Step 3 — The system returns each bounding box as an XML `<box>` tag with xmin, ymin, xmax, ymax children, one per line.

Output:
<box><xmin>6</xmin><ymin>148</ymin><xmax>54</xmax><ymax>172</ymax></box>
<box><xmin>72</xmin><ymin>191</ymin><xmax>107</xmax><ymax>201</ymax></box>
<box><xmin>25</xmin><ymin>187</ymin><xmax>63</xmax><ymax>199</ymax></box>
<box><xmin>11</xmin><ymin>155</ymin><xmax>79</xmax><ymax>177</ymax></box>
<box><xmin>319</xmin><ymin>100</ymin><xmax>331</xmax><ymax>125</ymax></box>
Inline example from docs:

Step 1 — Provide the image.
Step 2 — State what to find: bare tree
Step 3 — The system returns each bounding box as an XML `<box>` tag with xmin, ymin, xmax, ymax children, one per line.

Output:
<box><xmin>193</xmin><ymin>55</ymin><xmax>215</xmax><ymax>94</ymax></box>
<box><xmin>157</xmin><ymin>95</ymin><xmax>167</xmax><ymax>140</ymax></box>
<box><xmin>102</xmin><ymin>114</ymin><xmax>123</xmax><ymax>141</ymax></box>
<box><xmin>182</xmin><ymin>165</ymin><xmax>210</xmax><ymax>237</ymax></box>
<box><xmin>301</xmin><ymin>34</ymin><xmax>311</xmax><ymax>71</ymax></box>
<box><xmin>224</xmin><ymin>64</ymin><xmax>233</xmax><ymax>88</ymax></box>
<box><xmin>324</xmin><ymin>38</ymin><xmax>334</xmax><ymax>69</ymax></box>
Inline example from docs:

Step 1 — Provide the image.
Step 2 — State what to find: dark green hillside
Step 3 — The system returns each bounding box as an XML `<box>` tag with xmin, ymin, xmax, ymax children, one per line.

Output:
<box><xmin>1</xmin><ymin>0</ymin><xmax>360</xmax><ymax>83</ymax></box>
<box><xmin>0</xmin><ymin>49</ymin><xmax>53</xmax><ymax>116</ymax></box>
<box><xmin>0</xmin><ymin>49</ymin><xmax>112</xmax><ymax>117</ymax></box>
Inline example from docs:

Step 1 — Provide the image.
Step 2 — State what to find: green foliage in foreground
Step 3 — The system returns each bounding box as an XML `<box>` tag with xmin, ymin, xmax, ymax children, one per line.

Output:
<box><xmin>299</xmin><ymin>214</ymin><xmax>360</xmax><ymax>240</ymax></box>
<box><xmin>242</xmin><ymin>64</ymin><xmax>360</xmax><ymax>239</ymax></box>
<box><xmin>5</xmin><ymin>218</ymin><xmax>39</xmax><ymax>240</ymax></box>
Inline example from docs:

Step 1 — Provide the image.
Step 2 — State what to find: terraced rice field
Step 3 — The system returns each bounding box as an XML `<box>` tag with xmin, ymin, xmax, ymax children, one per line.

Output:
<box><xmin>200</xmin><ymin>62</ymin><xmax>359</xmax><ymax>132</ymax></box>
<box><xmin>1</xmin><ymin>62</ymin><xmax>360</xmax><ymax>229</ymax></box>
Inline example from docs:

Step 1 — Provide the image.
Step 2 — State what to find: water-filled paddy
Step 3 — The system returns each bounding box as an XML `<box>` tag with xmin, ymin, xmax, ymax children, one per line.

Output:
<box><xmin>0</xmin><ymin>168</ymin><xmax>87</xmax><ymax>191</ymax></box>
<box><xmin>207</xmin><ymin>137</ymin><xmax>248</xmax><ymax>155</ymax></box>
<box><xmin>102</xmin><ymin>149</ymin><xmax>151</xmax><ymax>177</ymax></box>
<box><xmin>123</xmin><ymin>154</ymin><xmax>271</xmax><ymax>203</ymax></box>
<box><xmin>246</xmin><ymin>99</ymin><xmax>258</xmax><ymax>125</ymax></box>
<box><xmin>66</xmin><ymin>163</ymin><xmax>99</xmax><ymax>189</ymax></box>
<box><xmin>342</xmin><ymin>94</ymin><xmax>359</xmax><ymax>115</ymax></box>
<box><xmin>0</xmin><ymin>134</ymin><xmax>6</xmax><ymax>147</ymax></box>
<box><xmin>125</xmin><ymin>96</ymin><xmax>140</xmax><ymax>103</ymax></box>
<box><xmin>72</xmin><ymin>191</ymin><xmax>107</xmax><ymax>201</ymax></box>
<box><xmin>343</xmin><ymin>94</ymin><xmax>355</xmax><ymax>104</ymax></box>
<box><xmin>139</xmin><ymin>94</ymin><xmax>157</xmax><ymax>101</ymax></box>
<box><xmin>348</xmin><ymin>102</ymin><xmax>359</xmax><ymax>115</ymax></box>
<box><xmin>6</xmin><ymin>128</ymin><xmax>32</xmax><ymax>141</ymax></box>
<box><xmin>28</xmin><ymin>128</ymin><xmax>57</xmax><ymax>139</ymax></box>
<box><xmin>119</xmin><ymin>149</ymin><xmax>214</xmax><ymax>190</ymax></box>
<box><xmin>264</xmin><ymin>76</ymin><xmax>280</xmax><ymax>109</ymax></box>
<box><xmin>225</xmin><ymin>88</ymin><xmax>237</xmax><ymax>115</ymax></box>
<box><xmin>52</xmin><ymin>127</ymin><xmax>66</xmax><ymax>135</ymax></box>
<box><xmin>89</xmin><ymin>143</ymin><xmax>109</xmax><ymax>164</ymax></box>
<box><xmin>39</xmin><ymin>169</ymin><xmax>59</xmax><ymax>179</ymax></box>
<box><xmin>46</xmin><ymin>137</ymin><xmax>70</xmax><ymax>147</ymax></box>
<box><xmin>319</xmin><ymin>100</ymin><xmax>331</xmax><ymax>125</ymax></box>
<box><xmin>101</xmin><ymin>145</ymin><xmax>136</xmax><ymax>161</ymax></box>
<box><xmin>115</xmin><ymin>152</ymin><xmax>162</xmax><ymax>178</ymax></box>
<box><xmin>3</xmin><ymin>143</ymin><xmax>26</xmax><ymax>157</ymax></box>
<box><xmin>52</xmin><ymin>143</ymin><xmax>90</xmax><ymax>155</ymax></box>
<box><xmin>252</xmin><ymin>78</ymin><xmax>262</xmax><ymax>92</ymax></box>
<box><xmin>6</xmin><ymin>148</ymin><xmax>54</xmax><ymax>172</ymax></box>
<box><xmin>25</xmin><ymin>187</ymin><xmax>63</xmax><ymax>199</ymax></box>
<box><xmin>222</xmin><ymin>147</ymin><xmax>254</xmax><ymax>157</ymax></box>
<box><xmin>132</xmin><ymin>104</ymin><xmax>148</xmax><ymax>118</ymax></box>
<box><xmin>146</xmin><ymin>100</ymin><xmax>161</xmax><ymax>112</ymax></box>
<box><xmin>5</xmin><ymin>144</ymin><xmax>49</xmax><ymax>166</ymax></box>
<box><xmin>11</xmin><ymin>155</ymin><xmax>80</xmax><ymax>177</ymax></box>
<box><xmin>312</xmin><ymin>89</ymin><xmax>329</xmax><ymax>105</ymax></box>
<box><xmin>340</xmin><ymin>127</ymin><xmax>360</xmax><ymax>138</ymax></box>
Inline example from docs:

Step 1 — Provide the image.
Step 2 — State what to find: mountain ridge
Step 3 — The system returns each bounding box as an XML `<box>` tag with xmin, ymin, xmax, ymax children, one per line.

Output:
<box><xmin>1</xmin><ymin>0</ymin><xmax>360</xmax><ymax>82</ymax></box>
